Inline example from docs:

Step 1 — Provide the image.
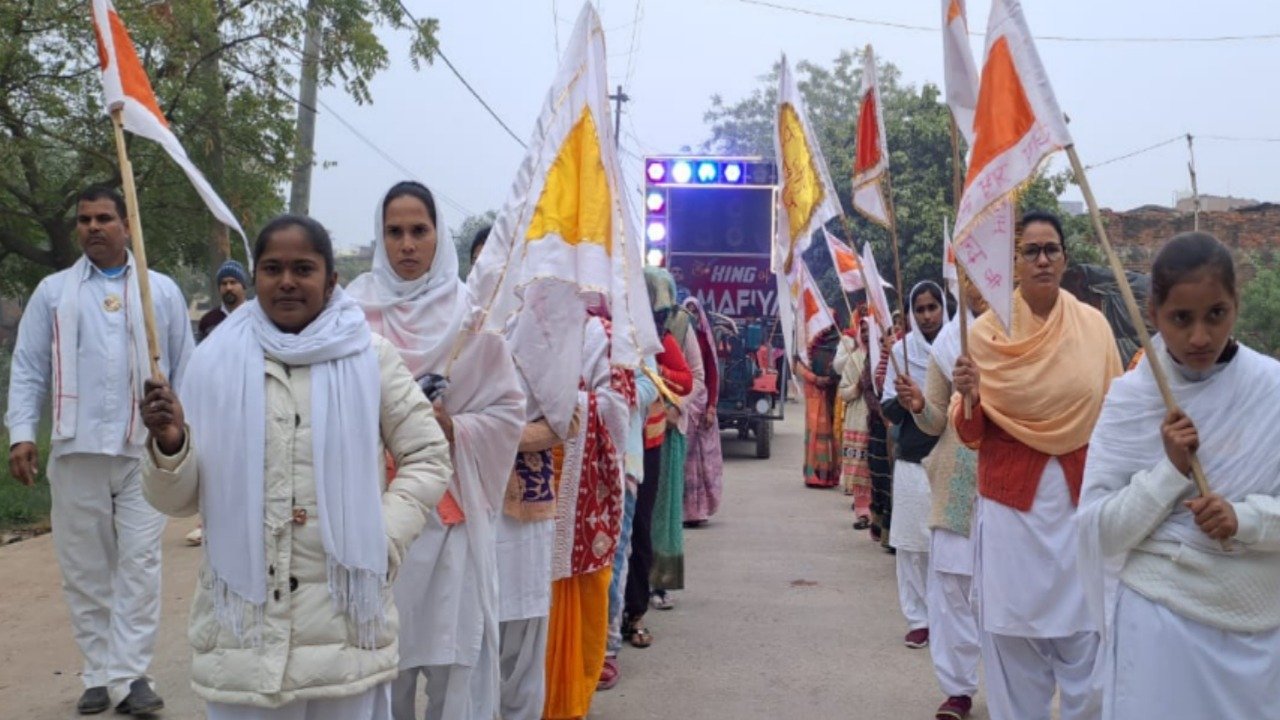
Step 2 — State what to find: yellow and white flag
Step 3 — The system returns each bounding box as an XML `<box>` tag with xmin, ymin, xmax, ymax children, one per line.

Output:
<box><xmin>953</xmin><ymin>0</ymin><xmax>1071</xmax><ymax>331</ymax></box>
<box><xmin>91</xmin><ymin>0</ymin><xmax>248</xmax><ymax>255</ymax></box>
<box><xmin>773</xmin><ymin>54</ymin><xmax>842</xmax><ymax>359</ymax></box>
<box><xmin>467</xmin><ymin>2</ymin><xmax>659</xmax><ymax>437</ymax></box>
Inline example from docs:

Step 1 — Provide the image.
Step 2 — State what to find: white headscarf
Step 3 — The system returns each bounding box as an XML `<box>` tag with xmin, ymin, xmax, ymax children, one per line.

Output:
<box><xmin>347</xmin><ymin>188</ymin><xmax>471</xmax><ymax>378</ymax></box>
<box><xmin>883</xmin><ymin>280</ymin><xmax>949</xmax><ymax>402</ymax></box>
<box><xmin>181</xmin><ymin>286</ymin><xmax>386</xmax><ymax>646</ymax></box>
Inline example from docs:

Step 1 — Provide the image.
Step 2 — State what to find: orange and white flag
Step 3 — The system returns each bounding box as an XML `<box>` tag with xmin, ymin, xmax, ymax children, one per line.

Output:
<box><xmin>851</xmin><ymin>45</ymin><xmax>891</xmax><ymax>228</ymax></box>
<box><xmin>823</xmin><ymin>228</ymin><xmax>864</xmax><ymax>293</ymax></box>
<box><xmin>941</xmin><ymin>0</ymin><xmax>980</xmax><ymax>147</ymax></box>
<box><xmin>953</xmin><ymin>0</ymin><xmax>1071</xmax><ymax>331</ymax></box>
<box><xmin>91</xmin><ymin>0</ymin><xmax>247</xmax><ymax>251</ymax></box>
<box><xmin>860</xmin><ymin>241</ymin><xmax>893</xmax><ymax>335</ymax></box>
<box><xmin>797</xmin><ymin>262</ymin><xmax>835</xmax><ymax>362</ymax></box>
<box><xmin>773</xmin><ymin>54</ymin><xmax>842</xmax><ymax>359</ymax></box>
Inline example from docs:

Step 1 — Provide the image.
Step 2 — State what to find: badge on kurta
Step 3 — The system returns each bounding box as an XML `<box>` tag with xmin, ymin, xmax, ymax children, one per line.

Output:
<box><xmin>103</xmin><ymin>294</ymin><xmax>123</xmax><ymax>313</ymax></box>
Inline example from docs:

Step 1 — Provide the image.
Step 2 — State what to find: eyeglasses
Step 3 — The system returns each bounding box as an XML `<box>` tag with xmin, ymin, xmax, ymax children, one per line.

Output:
<box><xmin>1019</xmin><ymin>243</ymin><xmax>1064</xmax><ymax>262</ymax></box>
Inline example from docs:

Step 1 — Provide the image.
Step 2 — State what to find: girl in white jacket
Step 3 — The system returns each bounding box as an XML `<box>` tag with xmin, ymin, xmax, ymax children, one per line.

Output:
<box><xmin>140</xmin><ymin>215</ymin><xmax>453</xmax><ymax>719</ymax></box>
<box><xmin>1080</xmin><ymin>232</ymin><xmax>1280</xmax><ymax>720</ymax></box>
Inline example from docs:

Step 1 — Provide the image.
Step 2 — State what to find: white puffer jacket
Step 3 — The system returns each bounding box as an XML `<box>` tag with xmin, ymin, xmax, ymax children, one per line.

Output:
<box><xmin>143</xmin><ymin>335</ymin><xmax>451</xmax><ymax>708</ymax></box>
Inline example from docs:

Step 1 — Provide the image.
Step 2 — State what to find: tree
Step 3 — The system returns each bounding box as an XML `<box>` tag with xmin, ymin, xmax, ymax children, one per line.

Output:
<box><xmin>1239</xmin><ymin>266</ymin><xmax>1280</xmax><ymax>355</ymax></box>
<box><xmin>0</xmin><ymin>0</ymin><xmax>438</xmax><ymax>295</ymax></box>
<box><xmin>703</xmin><ymin>49</ymin><xmax>1073</xmax><ymax>321</ymax></box>
<box><xmin>454</xmin><ymin>210</ymin><xmax>496</xmax><ymax>279</ymax></box>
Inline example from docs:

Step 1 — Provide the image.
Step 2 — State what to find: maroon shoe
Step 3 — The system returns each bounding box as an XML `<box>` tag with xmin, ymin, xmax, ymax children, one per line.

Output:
<box><xmin>597</xmin><ymin>657</ymin><xmax>620</xmax><ymax>691</ymax></box>
<box><xmin>936</xmin><ymin>695</ymin><xmax>972</xmax><ymax>719</ymax></box>
<box><xmin>904</xmin><ymin>627</ymin><xmax>930</xmax><ymax>649</ymax></box>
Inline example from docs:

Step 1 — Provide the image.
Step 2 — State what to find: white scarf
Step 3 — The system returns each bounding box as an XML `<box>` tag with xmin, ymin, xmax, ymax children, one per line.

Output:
<box><xmin>346</xmin><ymin>204</ymin><xmax>470</xmax><ymax>379</ymax></box>
<box><xmin>180</xmin><ymin>287</ymin><xmax>387</xmax><ymax>645</ymax></box>
<box><xmin>930</xmin><ymin>306</ymin><xmax>978</xmax><ymax>382</ymax></box>
<box><xmin>1079</xmin><ymin>338</ymin><xmax>1280</xmax><ymax>629</ymax></box>
<box><xmin>52</xmin><ymin>254</ymin><xmax>151</xmax><ymax>445</ymax></box>
<box><xmin>883</xmin><ymin>281</ymin><xmax>949</xmax><ymax>402</ymax></box>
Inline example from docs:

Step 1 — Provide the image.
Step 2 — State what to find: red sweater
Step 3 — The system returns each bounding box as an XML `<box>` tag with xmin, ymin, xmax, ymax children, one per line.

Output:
<box><xmin>954</xmin><ymin>402</ymin><xmax>1088</xmax><ymax>512</ymax></box>
<box><xmin>645</xmin><ymin>331</ymin><xmax>692</xmax><ymax>449</ymax></box>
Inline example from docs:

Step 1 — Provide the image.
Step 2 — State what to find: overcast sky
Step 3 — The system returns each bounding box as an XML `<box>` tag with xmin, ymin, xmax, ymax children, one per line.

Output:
<box><xmin>306</xmin><ymin>0</ymin><xmax>1280</xmax><ymax>249</ymax></box>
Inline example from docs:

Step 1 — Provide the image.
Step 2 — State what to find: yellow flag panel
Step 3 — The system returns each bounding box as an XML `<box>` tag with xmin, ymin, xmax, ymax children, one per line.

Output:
<box><xmin>525</xmin><ymin>108</ymin><xmax>612</xmax><ymax>254</ymax></box>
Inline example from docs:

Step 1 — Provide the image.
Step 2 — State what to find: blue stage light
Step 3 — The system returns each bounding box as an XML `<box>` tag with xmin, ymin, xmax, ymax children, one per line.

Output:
<box><xmin>696</xmin><ymin>162</ymin><xmax>718</xmax><ymax>183</ymax></box>
<box><xmin>646</xmin><ymin>221</ymin><xmax>667</xmax><ymax>243</ymax></box>
<box><xmin>723</xmin><ymin>162</ymin><xmax>744</xmax><ymax>183</ymax></box>
<box><xmin>671</xmin><ymin>161</ymin><xmax>694</xmax><ymax>184</ymax></box>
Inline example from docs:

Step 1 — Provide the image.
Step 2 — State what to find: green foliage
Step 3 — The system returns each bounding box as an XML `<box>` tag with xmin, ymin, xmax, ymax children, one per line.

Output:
<box><xmin>0</xmin><ymin>0</ymin><xmax>438</xmax><ymax>295</ymax></box>
<box><xmin>0</xmin><ymin>428</ymin><xmax>51</xmax><ymax>531</ymax></box>
<box><xmin>1238</xmin><ymin>266</ymin><xmax>1280</xmax><ymax>355</ymax></box>
<box><xmin>703</xmin><ymin>50</ymin><xmax>1072</xmax><ymax>314</ymax></box>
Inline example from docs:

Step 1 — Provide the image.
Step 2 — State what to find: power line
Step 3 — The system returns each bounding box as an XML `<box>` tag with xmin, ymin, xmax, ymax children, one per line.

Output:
<box><xmin>1201</xmin><ymin>134</ymin><xmax>1280</xmax><ymax>143</ymax></box>
<box><xmin>735</xmin><ymin>0</ymin><xmax>1280</xmax><ymax>43</ymax></box>
<box><xmin>623</xmin><ymin>0</ymin><xmax>645</xmax><ymax>89</ymax></box>
<box><xmin>395</xmin><ymin>1</ymin><xmax>528</xmax><ymax>148</ymax></box>
<box><xmin>1084</xmin><ymin>135</ymin><xmax>1184</xmax><ymax>171</ymax></box>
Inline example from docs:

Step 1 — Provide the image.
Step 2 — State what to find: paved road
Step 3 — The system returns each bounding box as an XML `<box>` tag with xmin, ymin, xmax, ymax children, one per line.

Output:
<box><xmin>0</xmin><ymin>410</ymin><xmax>987</xmax><ymax>718</ymax></box>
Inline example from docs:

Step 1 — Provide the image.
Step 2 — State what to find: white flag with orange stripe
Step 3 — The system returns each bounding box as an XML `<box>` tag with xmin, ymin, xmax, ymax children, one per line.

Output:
<box><xmin>823</xmin><ymin>228</ymin><xmax>865</xmax><ymax>293</ymax></box>
<box><xmin>91</xmin><ymin>0</ymin><xmax>247</xmax><ymax>249</ymax></box>
<box><xmin>953</xmin><ymin>0</ymin><xmax>1070</xmax><ymax>331</ymax></box>
<box><xmin>851</xmin><ymin>45</ymin><xmax>891</xmax><ymax>228</ymax></box>
<box><xmin>468</xmin><ymin>3</ymin><xmax>659</xmax><ymax>436</ymax></box>
<box><xmin>942</xmin><ymin>0</ymin><xmax>980</xmax><ymax>147</ymax></box>
<box><xmin>797</xmin><ymin>262</ymin><xmax>835</xmax><ymax>363</ymax></box>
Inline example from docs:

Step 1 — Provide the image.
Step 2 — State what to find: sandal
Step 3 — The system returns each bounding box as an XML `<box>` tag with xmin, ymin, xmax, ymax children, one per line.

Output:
<box><xmin>625</xmin><ymin>621</ymin><xmax>653</xmax><ymax>648</ymax></box>
<box><xmin>597</xmin><ymin>657</ymin><xmax>620</xmax><ymax>690</ymax></box>
<box><xmin>650</xmin><ymin>591</ymin><xmax>675</xmax><ymax>611</ymax></box>
<box><xmin>853</xmin><ymin>515</ymin><xmax>871</xmax><ymax>530</ymax></box>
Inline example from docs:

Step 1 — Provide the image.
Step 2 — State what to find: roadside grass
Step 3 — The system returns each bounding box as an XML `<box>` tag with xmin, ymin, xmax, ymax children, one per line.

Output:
<box><xmin>0</xmin><ymin>430</ymin><xmax>52</xmax><ymax>533</ymax></box>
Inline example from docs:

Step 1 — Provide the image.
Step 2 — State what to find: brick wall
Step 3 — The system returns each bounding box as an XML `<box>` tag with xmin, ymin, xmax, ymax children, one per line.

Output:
<box><xmin>1094</xmin><ymin>203</ymin><xmax>1280</xmax><ymax>282</ymax></box>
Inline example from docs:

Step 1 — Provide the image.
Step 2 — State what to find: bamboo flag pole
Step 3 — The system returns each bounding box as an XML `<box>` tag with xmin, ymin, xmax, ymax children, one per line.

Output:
<box><xmin>109</xmin><ymin>108</ymin><xmax>163</xmax><ymax>381</ymax></box>
<box><xmin>839</xmin><ymin>216</ymin><xmax>904</xmax><ymax>379</ymax></box>
<box><xmin>948</xmin><ymin>111</ymin><xmax>972</xmax><ymax>419</ymax></box>
<box><xmin>1066</xmin><ymin>145</ymin><xmax>1211</xmax><ymax>498</ymax></box>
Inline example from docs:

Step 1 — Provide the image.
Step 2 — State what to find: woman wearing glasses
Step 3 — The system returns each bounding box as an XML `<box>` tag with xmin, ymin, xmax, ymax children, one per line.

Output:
<box><xmin>951</xmin><ymin>211</ymin><xmax>1123</xmax><ymax>720</ymax></box>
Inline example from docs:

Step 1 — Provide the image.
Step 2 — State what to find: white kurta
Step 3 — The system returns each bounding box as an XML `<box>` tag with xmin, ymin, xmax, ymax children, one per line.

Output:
<box><xmin>976</xmin><ymin>459</ymin><xmax>1094</xmax><ymax>638</ymax></box>
<box><xmin>495</xmin><ymin>514</ymin><xmax>554</xmax><ymax>623</ymax></box>
<box><xmin>1104</xmin><ymin>584</ymin><xmax>1280</xmax><ymax>720</ymax></box>
<box><xmin>889</xmin><ymin>461</ymin><xmax>932</xmax><ymax>553</ymax></box>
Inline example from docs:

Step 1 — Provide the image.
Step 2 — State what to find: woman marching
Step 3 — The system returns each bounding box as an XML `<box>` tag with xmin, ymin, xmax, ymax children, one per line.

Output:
<box><xmin>347</xmin><ymin>182</ymin><xmax>526</xmax><ymax>720</ymax></box>
<box><xmin>140</xmin><ymin>215</ymin><xmax>453</xmax><ymax>719</ymax></box>
<box><xmin>835</xmin><ymin>311</ymin><xmax>872</xmax><ymax>528</ymax></box>
<box><xmin>897</xmin><ymin>276</ymin><xmax>989</xmax><ymax>720</ymax></box>
<box><xmin>882</xmin><ymin>282</ymin><xmax>947</xmax><ymax>651</ymax></box>
<box><xmin>1080</xmin><ymin>232</ymin><xmax>1280</xmax><ymax>720</ymax></box>
<box><xmin>953</xmin><ymin>211</ymin><xmax>1122</xmax><ymax>720</ymax></box>
<box><xmin>681</xmin><ymin>296</ymin><xmax>724</xmax><ymax>526</ymax></box>
<box><xmin>794</xmin><ymin>328</ymin><xmax>840</xmax><ymax>489</ymax></box>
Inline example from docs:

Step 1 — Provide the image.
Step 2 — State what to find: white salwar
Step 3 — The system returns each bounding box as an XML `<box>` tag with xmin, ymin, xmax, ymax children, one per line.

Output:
<box><xmin>928</xmin><ymin>528</ymin><xmax>979</xmax><ymax>697</ymax></box>
<box><xmin>891</xmin><ymin>462</ymin><xmax>932</xmax><ymax>632</ymax></box>
<box><xmin>350</xmin><ymin>198</ymin><xmax>525</xmax><ymax>720</ymax></box>
<box><xmin>976</xmin><ymin>460</ymin><xmax>1100</xmax><ymax>720</ymax></box>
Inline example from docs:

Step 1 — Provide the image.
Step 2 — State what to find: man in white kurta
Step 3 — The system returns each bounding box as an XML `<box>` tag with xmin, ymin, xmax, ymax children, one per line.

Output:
<box><xmin>5</xmin><ymin>188</ymin><xmax>193</xmax><ymax>714</ymax></box>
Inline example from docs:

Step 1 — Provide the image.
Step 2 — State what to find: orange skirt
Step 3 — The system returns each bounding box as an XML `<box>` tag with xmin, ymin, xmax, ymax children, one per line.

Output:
<box><xmin>542</xmin><ymin>567</ymin><xmax>613</xmax><ymax>719</ymax></box>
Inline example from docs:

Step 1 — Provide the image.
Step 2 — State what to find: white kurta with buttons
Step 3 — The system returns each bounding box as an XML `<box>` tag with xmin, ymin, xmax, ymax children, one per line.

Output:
<box><xmin>143</xmin><ymin>336</ymin><xmax>452</xmax><ymax>709</ymax></box>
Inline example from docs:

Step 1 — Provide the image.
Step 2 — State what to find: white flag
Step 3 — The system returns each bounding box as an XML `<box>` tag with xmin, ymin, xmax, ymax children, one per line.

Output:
<box><xmin>942</xmin><ymin>0</ymin><xmax>980</xmax><ymax>146</ymax></box>
<box><xmin>852</xmin><ymin>45</ymin><xmax>891</xmax><ymax>228</ymax></box>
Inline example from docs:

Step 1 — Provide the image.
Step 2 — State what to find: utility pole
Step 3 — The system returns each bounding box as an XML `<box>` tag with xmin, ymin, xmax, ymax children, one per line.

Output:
<box><xmin>608</xmin><ymin>85</ymin><xmax>630</xmax><ymax>150</ymax></box>
<box><xmin>289</xmin><ymin>0</ymin><xmax>321</xmax><ymax>215</ymax></box>
<box><xmin>1186</xmin><ymin>133</ymin><xmax>1201</xmax><ymax>231</ymax></box>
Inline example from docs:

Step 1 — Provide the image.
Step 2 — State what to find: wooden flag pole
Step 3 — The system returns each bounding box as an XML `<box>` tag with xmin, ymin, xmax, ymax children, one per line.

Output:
<box><xmin>880</xmin><ymin>171</ymin><xmax>911</xmax><ymax>376</ymax></box>
<box><xmin>839</xmin><ymin>216</ymin><xmax>904</xmax><ymax>379</ymax></box>
<box><xmin>948</xmin><ymin>111</ymin><xmax>972</xmax><ymax>419</ymax></box>
<box><xmin>109</xmin><ymin>108</ymin><xmax>163</xmax><ymax>381</ymax></box>
<box><xmin>1066</xmin><ymin>144</ymin><xmax>1211</xmax><ymax>498</ymax></box>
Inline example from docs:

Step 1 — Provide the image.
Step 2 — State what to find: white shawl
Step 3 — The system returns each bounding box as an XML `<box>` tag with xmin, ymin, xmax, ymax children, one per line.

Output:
<box><xmin>883</xmin><ymin>281</ymin><xmax>949</xmax><ymax>402</ymax></box>
<box><xmin>180</xmin><ymin>288</ymin><xmax>386</xmax><ymax>645</ymax></box>
<box><xmin>930</xmin><ymin>307</ymin><xmax>978</xmax><ymax>382</ymax></box>
<box><xmin>1079</xmin><ymin>338</ymin><xmax>1280</xmax><ymax>629</ymax></box>
<box><xmin>52</xmin><ymin>254</ymin><xmax>150</xmax><ymax>445</ymax></box>
<box><xmin>346</xmin><ymin>204</ymin><xmax>469</xmax><ymax>379</ymax></box>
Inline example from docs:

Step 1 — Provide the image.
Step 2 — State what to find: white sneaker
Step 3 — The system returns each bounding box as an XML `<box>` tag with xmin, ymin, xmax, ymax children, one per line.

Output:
<box><xmin>185</xmin><ymin>527</ymin><xmax>203</xmax><ymax>546</ymax></box>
